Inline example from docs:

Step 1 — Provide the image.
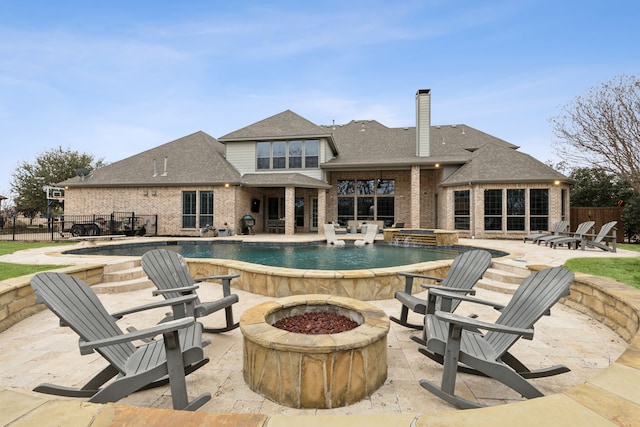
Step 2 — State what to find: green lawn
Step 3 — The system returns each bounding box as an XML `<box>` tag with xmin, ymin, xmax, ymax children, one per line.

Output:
<box><xmin>563</xmin><ymin>243</ymin><xmax>640</xmax><ymax>290</ymax></box>
<box><xmin>0</xmin><ymin>241</ymin><xmax>72</xmax><ymax>281</ymax></box>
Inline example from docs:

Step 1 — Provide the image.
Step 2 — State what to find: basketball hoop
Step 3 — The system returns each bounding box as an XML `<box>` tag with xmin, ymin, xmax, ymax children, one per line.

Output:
<box><xmin>44</xmin><ymin>186</ymin><xmax>65</xmax><ymax>202</ymax></box>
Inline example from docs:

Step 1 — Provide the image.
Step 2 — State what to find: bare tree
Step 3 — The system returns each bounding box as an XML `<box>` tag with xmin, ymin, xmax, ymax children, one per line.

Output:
<box><xmin>551</xmin><ymin>74</ymin><xmax>640</xmax><ymax>192</ymax></box>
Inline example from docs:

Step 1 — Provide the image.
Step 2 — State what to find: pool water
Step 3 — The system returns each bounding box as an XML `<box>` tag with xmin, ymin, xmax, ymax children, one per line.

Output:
<box><xmin>67</xmin><ymin>242</ymin><xmax>503</xmax><ymax>270</ymax></box>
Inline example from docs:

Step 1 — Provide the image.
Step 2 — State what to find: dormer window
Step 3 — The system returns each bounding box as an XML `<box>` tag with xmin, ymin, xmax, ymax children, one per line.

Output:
<box><xmin>256</xmin><ymin>139</ymin><xmax>319</xmax><ymax>170</ymax></box>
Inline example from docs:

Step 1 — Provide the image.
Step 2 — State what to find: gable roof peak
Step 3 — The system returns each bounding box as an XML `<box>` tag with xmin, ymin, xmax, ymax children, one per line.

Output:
<box><xmin>218</xmin><ymin>109</ymin><xmax>331</xmax><ymax>142</ymax></box>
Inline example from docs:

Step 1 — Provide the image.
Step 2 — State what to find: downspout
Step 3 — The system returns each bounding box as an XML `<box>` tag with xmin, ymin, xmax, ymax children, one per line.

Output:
<box><xmin>470</xmin><ymin>182</ymin><xmax>475</xmax><ymax>239</ymax></box>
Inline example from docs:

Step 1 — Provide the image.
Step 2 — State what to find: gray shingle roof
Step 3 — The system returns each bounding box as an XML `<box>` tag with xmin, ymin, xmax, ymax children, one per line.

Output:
<box><xmin>441</xmin><ymin>141</ymin><xmax>569</xmax><ymax>186</ymax></box>
<box><xmin>219</xmin><ymin>110</ymin><xmax>335</xmax><ymax>146</ymax></box>
<box><xmin>58</xmin><ymin>131</ymin><xmax>241</xmax><ymax>187</ymax></box>
<box><xmin>319</xmin><ymin>121</ymin><xmax>517</xmax><ymax>169</ymax></box>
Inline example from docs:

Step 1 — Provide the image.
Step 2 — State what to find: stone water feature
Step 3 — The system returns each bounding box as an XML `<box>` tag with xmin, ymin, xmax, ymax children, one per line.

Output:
<box><xmin>239</xmin><ymin>294</ymin><xmax>390</xmax><ymax>409</ymax></box>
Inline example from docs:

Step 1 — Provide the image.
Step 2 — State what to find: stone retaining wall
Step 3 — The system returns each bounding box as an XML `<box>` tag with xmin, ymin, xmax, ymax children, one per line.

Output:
<box><xmin>2</xmin><ymin>262</ymin><xmax>640</xmax><ymax>426</ymax></box>
<box><xmin>0</xmin><ymin>264</ymin><xmax>105</xmax><ymax>333</ymax></box>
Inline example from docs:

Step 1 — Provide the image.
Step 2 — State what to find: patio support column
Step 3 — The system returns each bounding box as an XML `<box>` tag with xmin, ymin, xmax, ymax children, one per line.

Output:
<box><xmin>285</xmin><ymin>186</ymin><xmax>295</xmax><ymax>235</ymax></box>
<box><xmin>317</xmin><ymin>188</ymin><xmax>326</xmax><ymax>235</ymax></box>
<box><xmin>411</xmin><ymin>165</ymin><xmax>421</xmax><ymax>228</ymax></box>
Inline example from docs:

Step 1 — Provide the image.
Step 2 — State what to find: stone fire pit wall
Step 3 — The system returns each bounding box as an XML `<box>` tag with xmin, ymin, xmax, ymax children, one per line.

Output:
<box><xmin>239</xmin><ymin>294</ymin><xmax>390</xmax><ymax>409</ymax></box>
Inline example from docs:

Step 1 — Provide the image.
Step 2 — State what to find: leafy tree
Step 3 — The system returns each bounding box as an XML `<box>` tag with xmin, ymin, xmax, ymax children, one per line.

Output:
<box><xmin>569</xmin><ymin>167</ymin><xmax>634</xmax><ymax>207</ymax></box>
<box><xmin>568</xmin><ymin>166</ymin><xmax>638</xmax><ymax>242</ymax></box>
<box><xmin>11</xmin><ymin>147</ymin><xmax>102</xmax><ymax>218</ymax></box>
<box><xmin>622</xmin><ymin>193</ymin><xmax>640</xmax><ymax>242</ymax></box>
<box><xmin>551</xmin><ymin>74</ymin><xmax>640</xmax><ymax>193</ymax></box>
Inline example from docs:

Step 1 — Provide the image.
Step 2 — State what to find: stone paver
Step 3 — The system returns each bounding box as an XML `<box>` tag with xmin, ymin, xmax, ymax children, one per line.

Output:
<box><xmin>0</xmin><ymin>236</ymin><xmax>638</xmax><ymax>426</ymax></box>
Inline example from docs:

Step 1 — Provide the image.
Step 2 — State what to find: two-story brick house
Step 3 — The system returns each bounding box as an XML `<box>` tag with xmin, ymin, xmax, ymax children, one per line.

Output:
<box><xmin>59</xmin><ymin>89</ymin><xmax>571</xmax><ymax>239</ymax></box>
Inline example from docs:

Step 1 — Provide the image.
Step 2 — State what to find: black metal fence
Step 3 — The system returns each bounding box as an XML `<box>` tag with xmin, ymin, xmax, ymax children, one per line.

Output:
<box><xmin>0</xmin><ymin>212</ymin><xmax>157</xmax><ymax>241</ymax></box>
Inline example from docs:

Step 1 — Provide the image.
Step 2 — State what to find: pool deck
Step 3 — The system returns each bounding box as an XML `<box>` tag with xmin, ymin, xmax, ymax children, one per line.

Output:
<box><xmin>1</xmin><ymin>235</ymin><xmax>640</xmax><ymax>426</ymax></box>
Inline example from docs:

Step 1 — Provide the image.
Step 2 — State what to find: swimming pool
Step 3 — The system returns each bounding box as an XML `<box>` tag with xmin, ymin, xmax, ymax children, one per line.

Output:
<box><xmin>66</xmin><ymin>241</ymin><xmax>505</xmax><ymax>270</ymax></box>
<box><xmin>65</xmin><ymin>240</ymin><xmax>508</xmax><ymax>300</ymax></box>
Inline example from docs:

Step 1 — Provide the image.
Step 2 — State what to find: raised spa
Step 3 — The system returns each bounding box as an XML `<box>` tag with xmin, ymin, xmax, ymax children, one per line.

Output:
<box><xmin>240</xmin><ymin>294</ymin><xmax>389</xmax><ymax>409</ymax></box>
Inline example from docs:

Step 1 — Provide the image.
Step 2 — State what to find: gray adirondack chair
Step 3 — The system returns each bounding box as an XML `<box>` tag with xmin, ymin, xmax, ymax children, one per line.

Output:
<box><xmin>141</xmin><ymin>248</ymin><xmax>240</xmax><ymax>333</ymax></box>
<box><xmin>30</xmin><ymin>272</ymin><xmax>211</xmax><ymax>411</ymax></box>
<box><xmin>418</xmin><ymin>267</ymin><xmax>574</xmax><ymax>409</ymax></box>
<box><xmin>390</xmin><ymin>250</ymin><xmax>493</xmax><ymax>330</ymax></box>
<box><xmin>523</xmin><ymin>220</ymin><xmax>569</xmax><ymax>243</ymax></box>
<box><xmin>551</xmin><ymin>220</ymin><xmax>617</xmax><ymax>252</ymax></box>
<box><xmin>537</xmin><ymin>221</ymin><xmax>595</xmax><ymax>246</ymax></box>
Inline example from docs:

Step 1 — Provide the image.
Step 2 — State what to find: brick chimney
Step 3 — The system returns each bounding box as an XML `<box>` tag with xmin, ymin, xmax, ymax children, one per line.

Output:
<box><xmin>416</xmin><ymin>89</ymin><xmax>431</xmax><ymax>157</ymax></box>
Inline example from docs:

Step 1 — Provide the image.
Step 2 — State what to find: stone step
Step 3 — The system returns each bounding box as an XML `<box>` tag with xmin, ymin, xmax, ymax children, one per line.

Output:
<box><xmin>103</xmin><ymin>259</ymin><xmax>141</xmax><ymax>274</ymax></box>
<box><xmin>489</xmin><ymin>260</ymin><xmax>530</xmax><ymax>276</ymax></box>
<box><xmin>483</xmin><ymin>267</ymin><xmax>527</xmax><ymax>285</ymax></box>
<box><xmin>102</xmin><ymin>266</ymin><xmax>147</xmax><ymax>283</ymax></box>
<box><xmin>477</xmin><ymin>277</ymin><xmax>519</xmax><ymax>295</ymax></box>
<box><xmin>93</xmin><ymin>276</ymin><xmax>154</xmax><ymax>294</ymax></box>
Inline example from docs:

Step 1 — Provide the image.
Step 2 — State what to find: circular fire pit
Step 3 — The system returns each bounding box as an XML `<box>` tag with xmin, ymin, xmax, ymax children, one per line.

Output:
<box><xmin>239</xmin><ymin>294</ymin><xmax>389</xmax><ymax>409</ymax></box>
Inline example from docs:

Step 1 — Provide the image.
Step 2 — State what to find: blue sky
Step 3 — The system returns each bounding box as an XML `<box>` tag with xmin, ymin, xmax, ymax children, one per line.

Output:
<box><xmin>1</xmin><ymin>1</ymin><xmax>639</xmax><ymax>200</ymax></box>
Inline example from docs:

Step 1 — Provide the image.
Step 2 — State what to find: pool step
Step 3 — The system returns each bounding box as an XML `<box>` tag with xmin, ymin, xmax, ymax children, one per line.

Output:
<box><xmin>94</xmin><ymin>261</ymin><xmax>153</xmax><ymax>294</ymax></box>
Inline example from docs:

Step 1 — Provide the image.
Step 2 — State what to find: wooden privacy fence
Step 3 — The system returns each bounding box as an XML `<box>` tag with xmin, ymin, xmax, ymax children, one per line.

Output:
<box><xmin>570</xmin><ymin>207</ymin><xmax>624</xmax><ymax>242</ymax></box>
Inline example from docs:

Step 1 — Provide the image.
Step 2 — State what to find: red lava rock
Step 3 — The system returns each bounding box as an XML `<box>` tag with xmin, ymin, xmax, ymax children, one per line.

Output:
<box><xmin>273</xmin><ymin>312</ymin><xmax>358</xmax><ymax>334</ymax></box>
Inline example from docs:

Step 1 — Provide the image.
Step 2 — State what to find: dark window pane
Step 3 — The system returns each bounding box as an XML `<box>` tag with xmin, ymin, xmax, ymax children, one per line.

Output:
<box><xmin>289</xmin><ymin>157</ymin><xmax>302</xmax><ymax>168</ymax></box>
<box><xmin>484</xmin><ymin>217</ymin><xmax>502</xmax><ymax>230</ymax></box>
<box><xmin>455</xmin><ymin>217</ymin><xmax>470</xmax><ymax>230</ymax></box>
<box><xmin>257</xmin><ymin>142</ymin><xmax>270</xmax><ymax>170</ymax></box>
<box><xmin>289</xmin><ymin>141</ymin><xmax>302</xmax><ymax>169</ymax></box>
<box><xmin>484</xmin><ymin>189</ymin><xmax>502</xmax><ymax>215</ymax></box>
<box><xmin>304</xmin><ymin>140</ymin><xmax>319</xmax><ymax>168</ymax></box>
<box><xmin>530</xmin><ymin>217</ymin><xmax>548</xmax><ymax>231</ymax></box>
<box><xmin>454</xmin><ymin>190</ymin><xmax>470</xmax><ymax>230</ymax></box>
<box><xmin>507</xmin><ymin>189</ymin><xmax>525</xmax><ymax>215</ymax></box>
<box><xmin>295</xmin><ymin>197</ymin><xmax>304</xmax><ymax>227</ymax></box>
<box><xmin>199</xmin><ymin>191</ymin><xmax>213</xmax><ymax>228</ymax></box>
<box><xmin>507</xmin><ymin>216</ymin><xmax>525</xmax><ymax>231</ymax></box>
<box><xmin>530</xmin><ymin>189</ymin><xmax>549</xmax><ymax>215</ymax></box>
<box><xmin>376</xmin><ymin>197</ymin><xmax>395</xmax><ymax>227</ymax></box>
<box><xmin>257</xmin><ymin>158</ymin><xmax>270</xmax><ymax>169</ymax></box>
<box><xmin>357</xmin><ymin>197</ymin><xmax>374</xmax><ymax>220</ymax></box>
<box><xmin>273</xmin><ymin>141</ymin><xmax>286</xmax><ymax>169</ymax></box>
<box><xmin>454</xmin><ymin>190</ymin><xmax>470</xmax><ymax>215</ymax></box>
<box><xmin>182</xmin><ymin>191</ymin><xmax>196</xmax><ymax>228</ymax></box>
<box><xmin>273</xmin><ymin>157</ymin><xmax>286</xmax><ymax>169</ymax></box>
<box><xmin>337</xmin><ymin>197</ymin><xmax>354</xmax><ymax>225</ymax></box>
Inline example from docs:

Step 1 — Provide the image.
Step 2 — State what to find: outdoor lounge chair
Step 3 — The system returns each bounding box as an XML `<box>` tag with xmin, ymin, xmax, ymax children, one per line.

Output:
<box><xmin>30</xmin><ymin>272</ymin><xmax>211</xmax><ymax>411</ymax></box>
<box><xmin>141</xmin><ymin>248</ymin><xmax>240</xmax><ymax>333</ymax></box>
<box><xmin>390</xmin><ymin>250</ymin><xmax>493</xmax><ymax>330</ymax></box>
<box><xmin>354</xmin><ymin>223</ymin><xmax>378</xmax><ymax>246</ymax></box>
<box><xmin>324</xmin><ymin>223</ymin><xmax>346</xmax><ymax>246</ymax></box>
<box><xmin>537</xmin><ymin>221</ymin><xmax>595</xmax><ymax>246</ymax></box>
<box><xmin>550</xmin><ymin>220</ymin><xmax>617</xmax><ymax>252</ymax></box>
<box><xmin>417</xmin><ymin>267</ymin><xmax>574</xmax><ymax>409</ymax></box>
<box><xmin>523</xmin><ymin>220</ymin><xmax>569</xmax><ymax>243</ymax></box>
